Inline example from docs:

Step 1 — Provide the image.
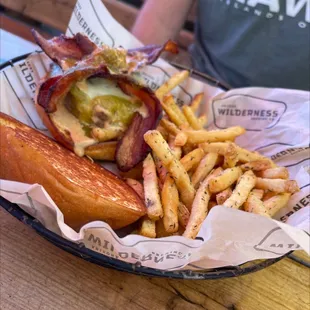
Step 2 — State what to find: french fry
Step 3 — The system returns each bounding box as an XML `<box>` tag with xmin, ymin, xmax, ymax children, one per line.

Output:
<box><xmin>174</xmin><ymin>131</ymin><xmax>188</xmax><ymax>146</ymax></box>
<box><xmin>178</xmin><ymin>203</ymin><xmax>190</xmax><ymax>228</ymax></box>
<box><xmin>223</xmin><ymin>142</ymin><xmax>238</xmax><ymax>168</ymax></box>
<box><xmin>244</xmin><ymin>192</ymin><xmax>270</xmax><ymax>218</ymax></box>
<box><xmin>255</xmin><ymin>178</ymin><xmax>300</xmax><ymax>194</ymax></box>
<box><xmin>152</xmin><ymin>152</ymin><xmax>167</xmax><ymax>185</ymax></box>
<box><xmin>125</xmin><ymin>178</ymin><xmax>144</xmax><ymax>199</ymax></box>
<box><xmin>251</xmin><ymin>189</ymin><xmax>264</xmax><ymax>200</ymax></box>
<box><xmin>156</xmin><ymin>219</ymin><xmax>174</xmax><ymax>238</ymax></box>
<box><xmin>198</xmin><ymin>115</ymin><xmax>207</xmax><ymax>128</ymax></box>
<box><xmin>139</xmin><ymin>216</ymin><xmax>156</xmax><ymax>238</ymax></box>
<box><xmin>257</xmin><ymin>167</ymin><xmax>289</xmax><ymax>179</ymax></box>
<box><xmin>189</xmin><ymin>93</ymin><xmax>203</xmax><ymax>113</ymax></box>
<box><xmin>235</xmin><ymin>146</ymin><xmax>276</xmax><ymax>167</ymax></box>
<box><xmin>264</xmin><ymin>193</ymin><xmax>291</xmax><ymax>217</ymax></box>
<box><xmin>144</xmin><ymin>130</ymin><xmax>196</xmax><ymax>208</ymax></box>
<box><xmin>156</xmin><ymin>124</ymin><xmax>169</xmax><ymax>140</ymax></box>
<box><xmin>155</xmin><ymin>70</ymin><xmax>189</xmax><ymax>100</ymax></box>
<box><xmin>160</xmin><ymin>118</ymin><xmax>180</xmax><ymax>136</ymax></box>
<box><xmin>182</xmin><ymin>143</ymin><xmax>196</xmax><ymax>155</ymax></box>
<box><xmin>208</xmin><ymin>167</ymin><xmax>242</xmax><ymax>193</ymax></box>
<box><xmin>183</xmin><ymin>167</ymin><xmax>223</xmax><ymax>239</ymax></box>
<box><xmin>185</xmin><ymin>126</ymin><xmax>245</xmax><ymax>144</ymax></box>
<box><xmin>91</xmin><ymin>126</ymin><xmax>123</xmax><ymax>142</ymax></box>
<box><xmin>161</xmin><ymin>174</ymin><xmax>179</xmax><ymax>233</ymax></box>
<box><xmin>180</xmin><ymin>148</ymin><xmax>205</xmax><ymax>172</ymax></box>
<box><xmin>208</xmin><ymin>201</ymin><xmax>217</xmax><ymax>211</ymax></box>
<box><xmin>84</xmin><ymin>141</ymin><xmax>117</xmax><ymax>161</ymax></box>
<box><xmin>223</xmin><ymin>170</ymin><xmax>257</xmax><ymax>209</ymax></box>
<box><xmin>240</xmin><ymin>160</ymin><xmax>272</xmax><ymax>171</ymax></box>
<box><xmin>169</xmin><ymin>159</ymin><xmax>196</xmax><ymax>208</ymax></box>
<box><xmin>182</xmin><ymin>105</ymin><xmax>202</xmax><ymax>130</ymax></box>
<box><xmin>161</xmin><ymin>95</ymin><xmax>189</xmax><ymax>127</ymax></box>
<box><xmin>142</xmin><ymin>154</ymin><xmax>163</xmax><ymax>220</ymax></box>
<box><xmin>192</xmin><ymin>153</ymin><xmax>218</xmax><ymax>189</ymax></box>
<box><xmin>168</xmin><ymin>135</ymin><xmax>182</xmax><ymax>159</ymax></box>
<box><xmin>216</xmin><ymin>187</ymin><xmax>233</xmax><ymax>205</ymax></box>
<box><xmin>263</xmin><ymin>191</ymin><xmax>277</xmax><ymax>201</ymax></box>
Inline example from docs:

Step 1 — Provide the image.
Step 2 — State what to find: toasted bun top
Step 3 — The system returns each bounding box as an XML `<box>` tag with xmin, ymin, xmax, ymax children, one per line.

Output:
<box><xmin>0</xmin><ymin>112</ymin><xmax>146</xmax><ymax>216</ymax></box>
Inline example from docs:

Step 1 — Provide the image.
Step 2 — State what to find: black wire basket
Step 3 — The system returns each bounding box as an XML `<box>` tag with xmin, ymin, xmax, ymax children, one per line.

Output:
<box><xmin>0</xmin><ymin>53</ymin><xmax>294</xmax><ymax>279</ymax></box>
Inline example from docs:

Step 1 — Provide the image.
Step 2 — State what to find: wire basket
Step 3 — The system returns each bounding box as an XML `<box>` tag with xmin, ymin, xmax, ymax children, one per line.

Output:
<box><xmin>0</xmin><ymin>53</ymin><xmax>293</xmax><ymax>279</ymax></box>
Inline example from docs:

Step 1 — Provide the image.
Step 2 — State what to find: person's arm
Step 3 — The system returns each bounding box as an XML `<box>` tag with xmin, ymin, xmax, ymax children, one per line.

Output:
<box><xmin>131</xmin><ymin>0</ymin><xmax>193</xmax><ymax>45</ymax></box>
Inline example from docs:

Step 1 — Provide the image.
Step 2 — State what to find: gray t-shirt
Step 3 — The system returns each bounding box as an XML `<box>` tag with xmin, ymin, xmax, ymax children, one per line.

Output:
<box><xmin>190</xmin><ymin>0</ymin><xmax>310</xmax><ymax>90</ymax></box>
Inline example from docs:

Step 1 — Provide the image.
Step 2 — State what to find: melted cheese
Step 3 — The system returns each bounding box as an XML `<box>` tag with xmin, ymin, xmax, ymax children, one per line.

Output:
<box><xmin>50</xmin><ymin>102</ymin><xmax>96</xmax><ymax>157</ymax></box>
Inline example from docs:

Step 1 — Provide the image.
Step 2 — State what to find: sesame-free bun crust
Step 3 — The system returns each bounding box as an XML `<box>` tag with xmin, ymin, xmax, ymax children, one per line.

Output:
<box><xmin>0</xmin><ymin>112</ymin><xmax>146</xmax><ymax>231</ymax></box>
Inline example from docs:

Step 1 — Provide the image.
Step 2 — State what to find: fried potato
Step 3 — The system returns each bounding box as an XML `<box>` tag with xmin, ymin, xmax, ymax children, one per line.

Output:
<box><xmin>240</xmin><ymin>160</ymin><xmax>272</xmax><ymax>171</ymax></box>
<box><xmin>161</xmin><ymin>95</ymin><xmax>189</xmax><ymax>127</ymax></box>
<box><xmin>192</xmin><ymin>153</ymin><xmax>218</xmax><ymax>189</ymax></box>
<box><xmin>139</xmin><ymin>216</ymin><xmax>156</xmax><ymax>238</ymax></box>
<box><xmin>251</xmin><ymin>189</ymin><xmax>264</xmax><ymax>200</ymax></box>
<box><xmin>257</xmin><ymin>167</ymin><xmax>289</xmax><ymax>179</ymax></box>
<box><xmin>144</xmin><ymin>130</ymin><xmax>195</xmax><ymax>208</ymax></box>
<box><xmin>161</xmin><ymin>174</ymin><xmax>179</xmax><ymax>233</ymax></box>
<box><xmin>152</xmin><ymin>152</ymin><xmax>167</xmax><ymax>185</ymax></box>
<box><xmin>142</xmin><ymin>154</ymin><xmax>163</xmax><ymax>220</ymax></box>
<box><xmin>156</xmin><ymin>124</ymin><xmax>169</xmax><ymax>140</ymax></box>
<box><xmin>84</xmin><ymin>141</ymin><xmax>117</xmax><ymax>161</ymax></box>
<box><xmin>223</xmin><ymin>170</ymin><xmax>257</xmax><ymax>209</ymax></box>
<box><xmin>183</xmin><ymin>167</ymin><xmax>223</xmax><ymax>239</ymax></box>
<box><xmin>180</xmin><ymin>148</ymin><xmax>205</xmax><ymax>172</ymax></box>
<box><xmin>208</xmin><ymin>166</ymin><xmax>242</xmax><ymax>193</ymax></box>
<box><xmin>244</xmin><ymin>192</ymin><xmax>270</xmax><ymax>218</ymax></box>
<box><xmin>263</xmin><ymin>191</ymin><xmax>277</xmax><ymax>201</ymax></box>
<box><xmin>156</xmin><ymin>219</ymin><xmax>174</xmax><ymax>238</ymax></box>
<box><xmin>174</xmin><ymin>131</ymin><xmax>188</xmax><ymax>147</ymax></box>
<box><xmin>155</xmin><ymin>70</ymin><xmax>189</xmax><ymax>100</ymax></box>
<box><xmin>189</xmin><ymin>93</ymin><xmax>203</xmax><ymax>113</ymax></box>
<box><xmin>125</xmin><ymin>178</ymin><xmax>144</xmax><ymax>199</ymax></box>
<box><xmin>255</xmin><ymin>178</ymin><xmax>300</xmax><ymax>194</ymax></box>
<box><xmin>216</xmin><ymin>187</ymin><xmax>233</xmax><ymax>205</ymax></box>
<box><xmin>235</xmin><ymin>146</ymin><xmax>275</xmax><ymax>167</ymax></box>
<box><xmin>178</xmin><ymin>202</ymin><xmax>190</xmax><ymax>228</ymax></box>
<box><xmin>92</xmin><ymin>126</ymin><xmax>123</xmax><ymax>142</ymax></box>
<box><xmin>182</xmin><ymin>105</ymin><xmax>202</xmax><ymax>130</ymax></box>
<box><xmin>264</xmin><ymin>193</ymin><xmax>291</xmax><ymax>217</ymax></box>
<box><xmin>198</xmin><ymin>115</ymin><xmax>207</xmax><ymax>128</ymax></box>
<box><xmin>160</xmin><ymin>118</ymin><xmax>180</xmax><ymax>136</ymax></box>
<box><xmin>168</xmin><ymin>135</ymin><xmax>182</xmax><ymax>159</ymax></box>
<box><xmin>223</xmin><ymin>142</ymin><xmax>239</xmax><ymax>168</ymax></box>
<box><xmin>185</xmin><ymin>126</ymin><xmax>245</xmax><ymax>144</ymax></box>
<box><xmin>182</xmin><ymin>143</ymin><xmax>196</xmax><ymax>155</ymax></box>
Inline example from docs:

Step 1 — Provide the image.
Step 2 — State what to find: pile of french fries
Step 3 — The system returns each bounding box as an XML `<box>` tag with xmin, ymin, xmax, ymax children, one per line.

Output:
<box><xmin>125</xmin><ymin>71</ymin><xmax>300</xmax><ymax>239</ymax></box>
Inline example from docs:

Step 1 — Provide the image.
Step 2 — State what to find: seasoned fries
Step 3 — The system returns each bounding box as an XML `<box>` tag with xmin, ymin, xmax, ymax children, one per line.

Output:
<box><xmin>142</xmin><ymin>154</ymin><xmax>163</xmax><ymax>220</ymax></box>
<box><xmin>180</xmin><ymin>148</ymin><xmax>205</xmax><ymax>172</ymax></box>
<box><xmin>244</xmin><ymin>192</ymin><xmax>270</xmax><ymax>218</ymax></box>
<box><xmin>155</xmin><ymin>70</ymin><xmax>189</xmax><ymax>100</ymax></box>
<box><xmin>85</xmin><ymin>141</ymin><xmax>117</xmax><ymax>161</ymax></box>
<box><xmin>161</xmin><ymin>174</ymin><xmax>179</xmax><ymax>233</ymax></box>
<box><xmin>144</xmin><ymin>130</ymin><xmax>196</xmax><ymax>208</ymax></box>
<box><xmin>139</xmin><ymin>216</ymin><xmax>156</xmax><ymax>238</ymax></box>
<box><xmin>255</xmin><ymin>178</ymin><xmax>300</xmax><ymax>194</ymax></box>
<box><xmin>192</xmin><ymin>153</ymin><xmax>218</xmax><ymax>189</ymax></box>
<box><xmin>189</xmin><ymin>93</ymin><xmax>203</xmax><ymax>113</ymax></box>
<box><xmin>240</xmin><ymin>160</ymin><xmax>272</xmax><ymax>171</ymax></box>
<box><xmin>183</xmin><ymin>167</ymin><xmax>222</xmax><ymax>239</ymax></box>
<box><xmin>208</xmin><ymin>167</ymin><xmax>242</xmax><ymax>193</ymax></box>
<box><xmin>264</xmin><ymin>193</ymin><xmax>291</xmax><ymax>217</ymax></box>
<box><xmin>119</xmin><ymin>68</ymin><xmax>300</xmax><ymax>240</ymax></box>
<box><xmin>91</xmin><ymin>126</ymin><xmax>123</xmax><ymax>142</ymax></box>
<box><xmin>223</xmin><ymin>170</ymin><xmax>256</xmax><ymax>209</ymax></box>
<box><xmin>185</xmin><ymin>126</ymin><xmax>245</xmax><ymax>144</ymax></box>
<box><xmin>182</xmin><ymin>105</ymin><xmax>202</xmax><ymax>130</ymax></box>
<box><xmin>257</xmin><ymin>167</ymin><xmax>289</xmax><ymax>179</ymax></box>
<box><xmin>178</xmin><ymin>203</ymin><xmax>190</xmax><ymax>228</ymax></box>
<box><xmin>216</xmin><ymin>187</ymin><xmax>233</xmax><ymax>205</ymax></box>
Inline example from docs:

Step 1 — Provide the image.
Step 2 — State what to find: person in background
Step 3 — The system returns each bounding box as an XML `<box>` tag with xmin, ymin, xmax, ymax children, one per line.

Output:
<box><xmin>132</xmin><ymin>0</ymin><xmax>310</xmax><ymax>91</ymax></box>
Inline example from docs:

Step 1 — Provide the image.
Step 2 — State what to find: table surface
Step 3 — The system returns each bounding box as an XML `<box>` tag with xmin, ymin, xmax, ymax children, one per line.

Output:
<box><xmin>0</xmin><ymin>18</ymin><xmax>310</xmax><ymax>310</ymax></box>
